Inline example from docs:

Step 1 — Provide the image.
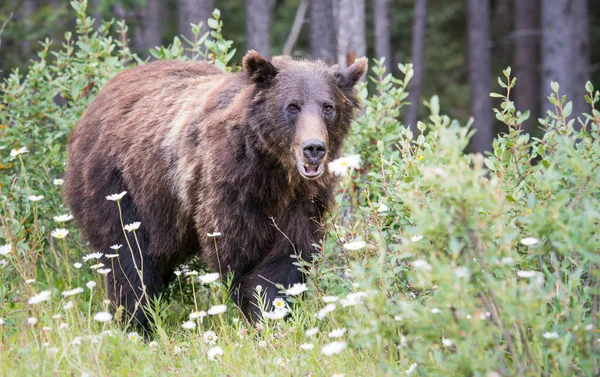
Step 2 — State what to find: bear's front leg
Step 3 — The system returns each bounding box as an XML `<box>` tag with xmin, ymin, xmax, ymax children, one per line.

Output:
<box><xmin>235</xmin><ymin>209</ymin><xmax>323</xmax><ymax>320</ymax></box>
<box><xmin>236</xmin><ymin>247</ymin><xmax>308</xmax><ymax>319</ymax></box>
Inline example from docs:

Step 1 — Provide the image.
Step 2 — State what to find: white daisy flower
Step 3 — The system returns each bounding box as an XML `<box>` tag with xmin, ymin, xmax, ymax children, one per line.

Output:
<box><xmin>27</xmin><ymin>317</ymin><xmax>38</xmax><ymax>325</ymax></box>
<box><xmin>93</xmin><ymin>312</ymin><xmax>113</xmax><ymax>322</ymax></box>
<box><xmin>28</xmin><ymin>290</ymin><xmax>51</xmax><ymax>305</ymax></box>
<box><xmin>264</xmin><ymin>309</ymin><xmax>289</xmax><ymax>320</ymax></box>
<box><xmin>25</xmin><ymin>279</ymin><xmax>35</xmax><ymax>284</ymax></box>
<box><xmin>90</xmin><ymin>263</ymin><xmax>104</xmax><ymax>270</ymax></box>
<box><xmin>73</xmin><ymin>262</ymin><xmax>82</xmax><ymax>269</ymax></box>
<box><xmin>543</xmin><ymin>332</ymin><xmax>559</xmax><ymax>339</ymax></box>
<box><xmin>411</xmin><ymin>235</ymin><xmax>424</xmax><ymax>242</ymax></box>
<box><xmin>412</xmin><ymin>259</ymin><xmax>432</xmax><ymax>271</ymax></box>
<box><xmin>199</xmin><ymin>272</ymin><xmax>220</xmax><ymax>284</ymax></box>
<box><xmin>442</xmin><ymin>338</ymin><xmax>453</xmax><ymax>346</ymax></box>
<box><xmin>174</xmin><ymin>270</ymin><xmax>182</xmax><ymax>277</ymax></box>
<box><xmin>189</xmin><ymin>310</ymin><xmax>207</xmax><ymax>320</ymax></box>
<box><xmin>272</xmin><ymin>297</ymin><xmax>286</xmax><ymax>311</ymax></box>
<box><xmin>343</xmin><ymin>240</ymin><xmax>366</xmax><ymax>250</ymax></box>
<box><xmin>128</xmin><ymin>332</ymin><xmax>140</xmax><ymax>342</ymax></box>
<box><xmin>207</xmin><ymin>346</ymin><xmax>223</xmax><ymax>361</ymax></box>
<box><xmin>182</xmin><ymin>321</ymin><xmax>196</xmax><ymax>330</ymax></box>
<box><xmin>377</xmin><ymin>203</ymin><xmax>389</xmax><ymax>212</ymax></box>
<box><xmin>63</xmin><ymin>301</ymin><xmax>74</xmax><ymax>310</ymax></box>
<box><xmin>317</xmin><ymin>303</ymin><xmax>336</xmax><ymax>319</ymax></box>
<box><xmin>328</xmin><ymin>155</ymin><xmax>361</xmax><ymax>176</ymax></box>
<box><xmin>340</xmin><ymin>292</ymin><xmax>368</xmax><ymax>307</ymax></box>
<box><xmin>82</xmin><ymin>252</ymin><xmax>103</xmax><ymax>261</ymax></box>
<box><xmin>110</xmin><ymin>244</ymin><xmax>123</xmax><ymax>250</ymax></box>
<box><xmin>516</xmin><ymin>270</ymin><xmax>540</xmax><ymax>278</ymax></box>
<box><xmin>53</xmin><ymin>214</ymin><xmax>74</xmax><ymax>222</ymax></box>
<box><xmin>105</xmin><ymin>254</ymin><xmax>119</xmax><ymax>259</ymax></box>
<box><xmin>430</xmin><ymin>308</ymin><xmax>441</xmax><ymax>314</ymax></box>
<box><xmin>97</xmin><ymin>268</ymin><xmax>111</xmax><ymax>275</ymax></box>
<box><xmin>300</xmin><ymin>343</ymin><xmax>314</xmax><ymax>350</ymax></box>
<box><xmin>258</xmin><ymin>340</ymin><xmax>267</xmax><ymax>348</ymax></box>
<box><xmin>520</xmin><ymin>237</ymin><xmax>539</xmax><ymax>246</ymax></box>
<box><xmin>207</xmin><ymin>304</ymin><xmax>227</xmax><ymax>315</ymax></box>
<box><xmin>61</xmin><ymin>287</ymin><xmax>84</xmax><ymax>297</ymax></box>
<box><xmin>203</xmin><ymin>331</ymin><xmax>218</xmax><ymax>345</ymax></box>
<box><xmin>501</xmin><ymin>257</ymin><xmax>514</xmax><ymax>265</ymax></box>
<box><xmin>86</xmin><ymin>281</ymin><xmax>97</xmax><ymax>290</ymax></box>
<box><xmin>53</xmin><ymin>179</ymin><xmax>64</xmax><ymax>186</ymax></box>
<box><xmin>124</xmin><ymin>222</ymin><xmax>141</xmax><ymax>232</ymax></box>
<box><xmin>323</xmin><ymin>295</ymin><xmax>339</xmax><ymax>303</ymax></box>
<box><xmin>51</xmin><ymin>228</ymin><xmax>69</xmax><ymax>239</ymax></box>
<box><xmin>106</xmin><ymin>191</ymin><xmax>127</xmax><ymax>201</ymax></box>
<box><xmin>0</xmin><ymin>318</ymin><xmax>5</xmax><ymax>326</ymax></box>
<box><xmin>0</xmin><ymin>244</ymin><xmax>11</xmax><ymax>256</ymax></box>
<box><xmin>321</xmin><ymin>341</ymin><xmax>347</xmax><ymax>356</ymax></box>
<box><xmin>207</xmin><ymin>232</ymin><xmax>222</xmax><ymax>237</ymax></box>
<box><xmin>10</xmin><ymin>147</ymin><xmax>29</xmax><ymax>160</ymax></box>
<box><xmin>255</xmin><ymin>285</ymin><xmax>263</xmax><ymax>293</ymax></box>
<box><xmin>28</xmin><ymin>195</ymin><xmax>44</xmax><ymax>202</ymax></box>
<box><xmin>328</xmin><ymin>328</ymin><xmax>347</xmax><ymax>338</ymax></box>
<box><xmin>305</xmin><ymin>327</ymin><xmax>319</xmax><ymax>336</ymax></box>
<box><xmin>285</xmin><ymin>283</ymin><xmax>307</xmax><ymax>296</ymax></box>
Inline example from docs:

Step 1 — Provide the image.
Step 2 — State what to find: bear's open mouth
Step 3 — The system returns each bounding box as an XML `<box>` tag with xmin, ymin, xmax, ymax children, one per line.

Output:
<box><xmin>298</xmin><ymin>162</ymin><xmax>325</xmax><ymax>180</ymax></box>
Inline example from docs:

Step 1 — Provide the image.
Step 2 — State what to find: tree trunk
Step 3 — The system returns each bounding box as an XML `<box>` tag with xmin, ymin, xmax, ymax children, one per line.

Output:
<box><xmin>492</xmin><ymin>0</ymin><xmax>512</xmax><ymax>61</ymax></box>
<box><xmin>373</xmin><ymin>0</ymin><xmax>391</xmax><ymax>73</ymax></box>
<box><xmin>572</xmin><ymin>0</ymin><xmax>591</xmax><ymax>119</ymax></box>
<box><xmin>334</xmin><ymin>0</ymin><xmax>366</xmax><ymax>70</ymax></box>
<box><xmin>513</xmin><ymin>0</ymin><xmax>540</xmax><ymax>132</ymax></box>
<box><xmin>404</xmin><ymin>0</ymin><xmax>427</xmax><ymax>135</ymax></box>
<box><xmin>540</xmin><ymin>0</ymin><xmax>573</xmax><ymax>117</ymax></box>
<box><xmin>466</xmin><ymin>0</ymin><xmax>493</xmax><ymax>154</ymax></box>
<box><xmin>310</xmin><ymin>0</ymin><xmax>336</xmax><ymax>63</ymax></box>
<box><xmin>245</xmin><ymin>0</ymin><xmax>273</xmax><ymax>59</ymax></box>
<box><xmin>133</xmin><ymin>0</ymin><xmax>163</xmax><ymax>56</ymax></box>
<box><xmin>178</xmin><ymin>0</ymin><xmax>214</xmax><ymax>46</ymax></box>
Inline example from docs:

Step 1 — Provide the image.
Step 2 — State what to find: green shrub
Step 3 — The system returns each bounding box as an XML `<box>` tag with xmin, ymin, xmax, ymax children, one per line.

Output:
<box><xmin>1</xmin><ymin>1</ymin><xmax>599</xmax><ymax>376</ymax></box>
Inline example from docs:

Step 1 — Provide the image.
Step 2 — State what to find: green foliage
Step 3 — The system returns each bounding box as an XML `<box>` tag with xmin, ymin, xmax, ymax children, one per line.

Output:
<box><xmin>1</xmin><ymin>2</ymin><xmax>600</xmax><ymax>376</ymax></box>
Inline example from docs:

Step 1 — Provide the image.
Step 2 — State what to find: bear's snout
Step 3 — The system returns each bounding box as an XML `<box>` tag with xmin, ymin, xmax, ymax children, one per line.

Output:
<box><xmin>302</xmin><ymin>139</ymin><xmax>326</xmax><ymax>165</ymax></box>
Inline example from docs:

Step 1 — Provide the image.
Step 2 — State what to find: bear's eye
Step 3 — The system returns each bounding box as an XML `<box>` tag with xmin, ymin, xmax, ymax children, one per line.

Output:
<box><xmin>323</xmin><ymin>105</ymin><xmax>334</xmax><ymax>114</ymax></box>
<box><xmin>287</xmin><ymin>104</ymin><xmax>300</xmax><ymax>112</ymax></box>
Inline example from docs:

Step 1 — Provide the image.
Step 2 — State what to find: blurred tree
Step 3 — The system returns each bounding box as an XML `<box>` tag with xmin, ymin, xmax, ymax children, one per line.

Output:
<box><xmin>133</xmin><ymin>0</ymin><xmax>163</xmax><ymax>55</ymax></box>
<box><xmin>573</xmin><ymin>0</ymin><xmax>590</xmax><ymax>119</ymax></box>
<box><xmin>404</xmin><ymin>0</ymin><xmax>427</xmax><ymax>135</ymax></box>
<box><xmin>335</xmin><ymin>0</ymin><xmax>366</xmax><ymax>70</ymax></box>
<box><xmin>541</xmin><ymin>0</ymin><xmax>572</xmax><ymax>118</ymax></box>
<box><xmin>309</xmin><ymin>0</ymin><xmax>336</xmax><ymax>63</ymax></box>
<box><xmin>178</xmin><ymin>0</ymin><xmax>214</xmax><ymax>50</ymax></box>
<box><xmin>283</xmin><ymin>0</ymin><xmax>308</xmax><ymax>55</ymax></box>
<box><xmin>492</xmin><ymin>0</ymin><xmax>511</xmax><ymax>61</ymax></box>
<box><xmin>466</xmin><ymin>0</ymin><xmax>493</xmax><ymax>153</ymax></box>
<box><xmin>373</xmin><ymin>0</ymin><xmax>391</xmax><ymax>73</ymax></box>
<box><xmin>513</xmin><ymin>0</ymin><xmax>539</xmax><ymax>132</ymax></box>
<box><xmin>245</xmin><ymin>0</ymin><xmax>273</xmax><ymax>58</ymax></box>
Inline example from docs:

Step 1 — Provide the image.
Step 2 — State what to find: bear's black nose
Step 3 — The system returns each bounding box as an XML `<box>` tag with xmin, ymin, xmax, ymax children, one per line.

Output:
<box><xmin>302</xmin><ymin>139</ymin><xmax>326</xmax><ymax>164</ymax></box>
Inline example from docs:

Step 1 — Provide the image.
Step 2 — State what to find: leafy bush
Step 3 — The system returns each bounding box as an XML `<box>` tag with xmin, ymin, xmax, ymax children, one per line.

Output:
<box><xmin>1</xmin><ymin>1</ymin><xmax>599</xmax><ymax>376</ymax></box>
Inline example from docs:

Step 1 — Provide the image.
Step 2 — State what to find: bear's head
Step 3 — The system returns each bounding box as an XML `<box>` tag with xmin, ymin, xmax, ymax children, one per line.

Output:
<box><xmin>243</xmin><ymin>50</ymin><xmax>367</xmax><ymax>181</ymax></box>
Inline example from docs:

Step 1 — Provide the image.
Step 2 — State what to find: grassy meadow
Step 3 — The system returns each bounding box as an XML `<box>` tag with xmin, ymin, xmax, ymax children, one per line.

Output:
<box><xmin>1</xmin><ymin>2</ymin><xmax>599</xmax><ymax>376</ymax></box>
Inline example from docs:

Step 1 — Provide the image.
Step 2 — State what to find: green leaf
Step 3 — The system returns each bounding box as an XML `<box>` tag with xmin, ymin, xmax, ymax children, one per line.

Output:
<box><xmin>207</xmin><ymin>18</ymin><xmax>219</xmax><ymax>29</ymax></box>
<box><xmin>563</xmin><ymin>101</ymin><xmax>572</xmax><ymax>117</ymax></box>
<box><xmin>585</xmin><ymin>81</ymin><xmax>594</xmax><ymax>93</ymax></box>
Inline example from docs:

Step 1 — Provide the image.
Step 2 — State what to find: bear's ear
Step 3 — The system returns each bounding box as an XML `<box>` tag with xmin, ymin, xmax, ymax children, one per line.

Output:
<box><xmin>242</xmin><ymin>50</ymin><xmax>278</xmax><ymax>86</ymax></box>
<box><xmin>334</xmin><ymin>57</ymin><xmax>368</xmax><ymax>91</ymax></box>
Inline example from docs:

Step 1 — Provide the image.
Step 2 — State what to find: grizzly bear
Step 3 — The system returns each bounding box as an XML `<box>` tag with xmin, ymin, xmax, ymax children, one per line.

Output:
<box><xmin>64</xmin><ymin>50</ymin><xmax>367</xmax><ymax>329</ymax></box>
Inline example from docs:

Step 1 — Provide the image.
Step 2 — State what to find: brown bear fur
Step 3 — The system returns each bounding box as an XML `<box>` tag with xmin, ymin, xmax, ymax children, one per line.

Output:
<box><xmin>64</xmin><ymin>51</ymin><xmax>367</xmax><ymax>329</ymax></box>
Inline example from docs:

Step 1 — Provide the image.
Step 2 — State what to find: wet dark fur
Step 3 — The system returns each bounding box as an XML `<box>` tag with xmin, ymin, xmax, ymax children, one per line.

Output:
<box><xmin>64</xmin><ymin>51</ymin><xmax>367</xmax><ymax>329</ymax></box>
